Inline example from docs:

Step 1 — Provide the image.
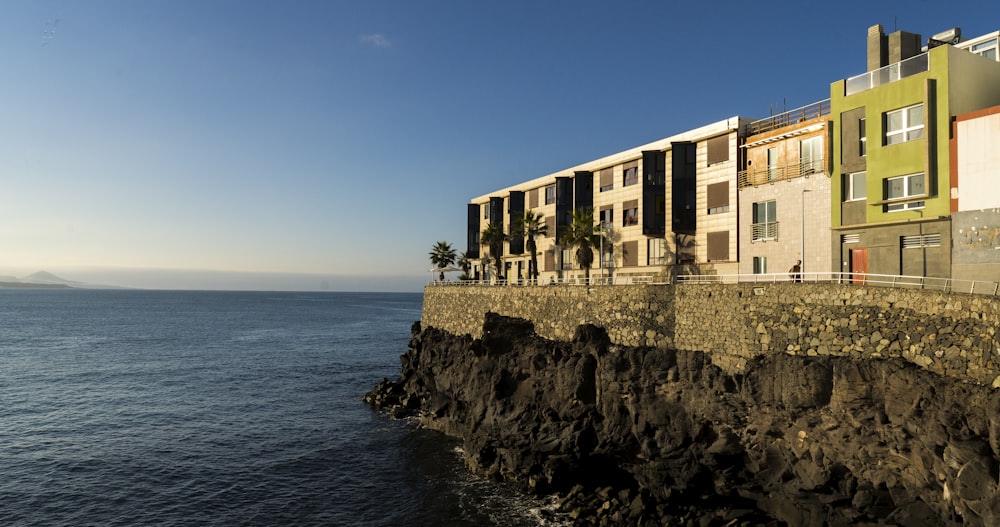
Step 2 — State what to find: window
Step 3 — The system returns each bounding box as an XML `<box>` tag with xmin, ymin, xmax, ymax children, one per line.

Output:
<box><xmin>622</xmin><ymin>200</ymin><xmax>638</xmax><ymax>226</ymax></box>
<box><xmin>752</xmin><ymin>256</ymin><xmax>767</xmax><ymax>274</ymax></box>
<box><xmin>599</xmin><ymin>207</ymin><xmax>613</xmax><ymax>229</ymax></box>
<box><xmin>884</xmin><ymin>173</ymin><xmax>925</xmax><ymax>211</ymax></box>
<box><xmin>800</xmin><ymin>136</ymin><xmax>823</xmax><ymax>175</ymax></box>
<box><xmin>751</xmin><ymin>200</ymin><xmax>777</xmax><ymax>241</ymax></box>
<box><xmin>859</xmin><ymin>118</ymin><xmax>867</xmax><ymax>156</ymax></box>
<box><xmin>842</xmin><ymin>234</ymin><xmax>860</xmax><ymax>244</ymax></box>
<box><xmin>647</xmin><ymin>238</ymin><xmax>666</xmax><ymax>265</ymax></box>
<box><xmin>544</xmin><ymin>185</ymin><xmax>556</xmax><ymax>205</ymax></box>
<box><xmin>623</xmin><ymin>163</ymin><xmax>638</xmax><ymax>187</ymax></box>
<box><xmin>902</xmin><ymin>234</ymin><xmax>941</xmax><ymax>248</ymax></box>
<box><xmin>884</xmin><ymin>104</ymin><xmax>924</xmax><ymax>145</ymax></box>
<box><xmin>845</xmin><ymin>171</ymin><xmax>866</xmax><ymax>201</ymax></box>
<box><xmin>483</xmin><ymin>204</ymin><xmax>489</xmax><ymax>219</ymax></box>
<box><xmin>706</xmin><ymin>135</ymin><xmax>729</xmax><ymax>165</ymax></box>
<box><xmin>560</xmin><ymin>249</ymin><xmax>574</xmax><ymax>270</ymax></box>
<box><xmin>767</xmin><ymin>147</ymin><xmax>778</xmax><ymax>182</ymax></box>
<box><xmin>971</xmin><ymin>38</ymin><xmax>998</xmax><ymax>60</ymax></box>
<box><xmin>707</xmin><ymin>182</ymin><xmax>729</xmax><ymax>214</ymax></box>
<box><xmin>599</xmin><ymin>168</ymin><xmax>614</xmax><ymax>192</ymax></box>
<box><xmin>707</xmin><ymin>231</ymin><xmax>729</xmax><ymax>261</ymax></box>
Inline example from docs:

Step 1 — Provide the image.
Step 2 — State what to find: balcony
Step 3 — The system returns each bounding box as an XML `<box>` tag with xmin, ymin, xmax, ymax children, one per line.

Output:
<box><xmin>844</xmin><ymin>53</ymin><xmax>929</xmax><ymax>95</ymax></box>
<box><xmin>747</xmin><ymin>99</ymin><xmax>830</xmax><ymax>135</ymax></box>
<box><xmin>751</xmin><ymin>222</ymin><xmax>778</xmax><ymax>242</ymax></box>
<box><xmin>738</xmin><ymin>157</ymin><xmax>825</xmax><ymax>188</ymax></box>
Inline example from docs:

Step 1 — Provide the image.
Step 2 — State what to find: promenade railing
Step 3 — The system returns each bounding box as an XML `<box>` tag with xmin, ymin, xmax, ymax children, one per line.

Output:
<box><xmin>429</xmin><ymin>272</ymin><xmax>1000</xmax><ymax>296</ymax></box>
<box><xmin>675</xmin><ymin>272</ymin><xmax>1000</xmax><ymax>296</ymax></box>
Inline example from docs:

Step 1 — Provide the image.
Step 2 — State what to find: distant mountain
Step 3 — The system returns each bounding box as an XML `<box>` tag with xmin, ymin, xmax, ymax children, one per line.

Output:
<box><xmin>0</xmin><ymin>271</ymin><xmax>127</xmax><ymax>289</ymax></box>
<box><xmin>21</xmin><ymin>271</ymin><xmax>79</xmax><ymax>285</ymax></box>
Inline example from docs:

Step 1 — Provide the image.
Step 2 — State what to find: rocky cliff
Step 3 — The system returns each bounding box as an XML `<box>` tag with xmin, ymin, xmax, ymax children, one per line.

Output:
<box><xmin>366</xmin><ymin>313</ymin><xmax>1000</xmax><ymax>526</ymax></box>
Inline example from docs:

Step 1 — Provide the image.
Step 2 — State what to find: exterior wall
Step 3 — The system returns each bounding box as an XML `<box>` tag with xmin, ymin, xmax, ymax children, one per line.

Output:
<box><xmin>832</xmin><ymin>218</ymin><xmax>953</xmax><ymax>278</ymax></box>
<box><xmin>466</xmin><ymin>117</ymin><xmax>749</xmax><ymax>284</ymax></box>
<box><xmin>739</xmin><ymin>174</ymin><xmax>832</xmax><ymax>276</ymax></box>
<box><xmin>953</xmin><ymin>209</ymin><xmax>1000</xmax><ymax>283</ymax></box>
<box><xmin>696</xmin><ymin>131</ymin><xmax>739</xmax><ymax>274</ymax></box>
<box><xmin>954</xmin><ymin>106</ymin><xmax>1000</xmax><ymax>211</ymax></box>
<box><xmin>738</xmin><ymin>112</ymin><xmax>833</xmax><ymax>277</ymax></box>
<box><xmin>422</xmin><ymin>283</ymin><xmax>1000</xmax><ymax>386</ymax></box>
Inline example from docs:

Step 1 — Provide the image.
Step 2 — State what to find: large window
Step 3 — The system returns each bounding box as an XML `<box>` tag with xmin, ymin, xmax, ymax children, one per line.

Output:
<box><xmin>885</xmin><ymin>173</ymin><xmax>925</xmax><ymax>211</ymax></box>
<box><xmin>884</xmin><ymin>104</ymin><xmax>924</xmax><ymax>145</ymax></box>
<box><xmin>544</xmin><ymin>185</ymin><xmax>556</xmax><ymax>205</ymax></box>
<box><xmin>845</xmin><ymin>171</ymin><xmax>866</xmax><ymax>201</ymax></box>
<box><xmin>707</xmin><ymin>182</ymin><xmax>729</xmax><ymax>214</ymax></box>
<box><xmin>800</xmin><ymin>136</ymin><xmax>823</xmax><ymax>175</ymax></box>
<box><xmin>751</xmin><ymin>200</ymin><xmax>777</xmax><ymax>241</ymax></box>
<box><xmin>647</xmin><ymin>238</ymin><xmax>666</xmax><ymax>265</ymax></box>
<box><xmin>971</xmin><ymin>38</ymin><xmax>998</xmax><ymax>60</ymax></box>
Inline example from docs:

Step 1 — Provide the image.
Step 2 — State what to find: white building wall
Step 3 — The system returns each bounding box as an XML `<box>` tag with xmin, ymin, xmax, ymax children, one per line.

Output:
<box><xmin>956</xmin><ymin>110</ymin><xmax>1000</xmax><ymax>211</ymax></box>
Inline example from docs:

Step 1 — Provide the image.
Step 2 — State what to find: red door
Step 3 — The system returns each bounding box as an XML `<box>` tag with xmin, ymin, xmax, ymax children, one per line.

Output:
<box><xmin>850</xmin><ymin>248</ymin><xmax>868</xmax><ymax>284</ymax></box>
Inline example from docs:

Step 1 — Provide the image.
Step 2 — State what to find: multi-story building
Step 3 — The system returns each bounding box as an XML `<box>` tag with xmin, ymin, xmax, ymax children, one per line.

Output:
<box><xmin>737</xmin><ymin>100</ymin><xmax>833</xmax><ymax>278</ymax></box>
<box><xmin>465</xmin><ymin>117</ymin><xmax>750</xmax><ymax>284</ymax></box>
<box><xmin>829</xmin><ymin>24</ymin><xmax>1000</xmax><ymax>280</ymax></box>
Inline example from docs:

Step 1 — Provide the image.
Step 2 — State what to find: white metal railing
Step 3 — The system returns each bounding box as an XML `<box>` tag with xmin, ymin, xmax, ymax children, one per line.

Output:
<box><xmin>751</xmin><ymin>222</ymin><xmax>778</xmax><ymax>242</ymax></box>
<box><xmin>429</xmin><ymin>271</ymin><xmax>1000</xmax><ymax>296</ymax></box>
<box><xmin>845</xmin><ymin>53</ymin><xmax>929</xmax><ymax>96</ymax></box>
<box><xmin>675</xmin><ymin>272</ymin><xmax>1000</xmax><ymax>296</ymax></box>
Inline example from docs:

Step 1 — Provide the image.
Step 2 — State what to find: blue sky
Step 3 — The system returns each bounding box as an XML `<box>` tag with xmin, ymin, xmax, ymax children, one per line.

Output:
<box><xmin>2</xmin><ymin>0</ymin><xmax>998</xmax><ymax>291</ymax></box>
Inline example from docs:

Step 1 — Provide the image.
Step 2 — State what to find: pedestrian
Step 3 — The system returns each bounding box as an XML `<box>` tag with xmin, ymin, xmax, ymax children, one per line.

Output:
<box><xmin>789</xmin><ymin>260</ymin><xmax>802</xmax><ymax>282</ymax></box>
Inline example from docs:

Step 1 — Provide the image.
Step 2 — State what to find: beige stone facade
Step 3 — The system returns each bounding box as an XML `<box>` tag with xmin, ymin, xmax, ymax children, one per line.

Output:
<box><xmin>466</xmin><ymin>117</ymin><xmax>750</xmax><ymax>284</ymax></box>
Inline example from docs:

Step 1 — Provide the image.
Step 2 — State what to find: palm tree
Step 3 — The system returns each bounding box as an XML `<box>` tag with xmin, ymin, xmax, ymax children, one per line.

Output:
<box><xmin>559</xmin><ymin>208</ymin><xmax>604</xmax><ymax>283</ymax></box>
<box><xmin>428</xmin><ymin>241</ymin><xmax>456</xmax><ymax>281</ymax></box>
<box><xmin>457</xmin><ymin>251</ymin><xmax>471</xmax><ymax>275</ymax></box>
<box><xmin>480</xmin><ymin>222</ymin><xmax>507</xmax><ymax>282</ymax></box>
<box><xmin>514</xmin><ymin>210</ymin><xmax>547</xmax><ymax>283</ymax></box>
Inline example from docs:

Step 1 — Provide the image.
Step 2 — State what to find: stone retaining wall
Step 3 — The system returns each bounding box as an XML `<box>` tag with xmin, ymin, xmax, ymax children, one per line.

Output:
<box><xmin>422</xmin><ymin>283</ymin><xmax>1000</xmax><ymax>386</ymax></box>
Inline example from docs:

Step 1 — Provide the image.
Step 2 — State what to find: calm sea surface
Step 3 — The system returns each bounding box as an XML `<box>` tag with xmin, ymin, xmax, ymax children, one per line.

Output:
<box><xmin>0</xmin><ymin>290</ymin><xmax>553</xmax><ymax>526</ymax></box>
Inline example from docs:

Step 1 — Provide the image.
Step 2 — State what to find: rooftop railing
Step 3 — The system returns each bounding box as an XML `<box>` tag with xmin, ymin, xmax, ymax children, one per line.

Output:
<box><xmin>844</xmin><ymin>53</ymin><xmax>929</xmax><ymax>96</ymax></box>
<box><xmin>747</xmin><ymin>99</ymin><xmax>831</xmax><ymax>135</ymax></box>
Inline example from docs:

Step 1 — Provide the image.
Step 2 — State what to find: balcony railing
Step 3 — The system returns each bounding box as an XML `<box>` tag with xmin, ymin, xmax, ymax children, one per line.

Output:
<box><xmin>845</xmin><ymin>53</ymin><xmax>929</xmax><ymax>96</ymax></box>
<box><xmin>747</xmin><ymin>99</ymin><xmax>831</xmax><ymax>135</ymax></box>
<box><xmin>738</xmin><ymin>157</ymin><xmax>825</xmax><ymax>188</ymax></box>
<box><xmin>751</xmin><ymin>222</ymin><xmax>778</xmax><ymax>242</ymax></box>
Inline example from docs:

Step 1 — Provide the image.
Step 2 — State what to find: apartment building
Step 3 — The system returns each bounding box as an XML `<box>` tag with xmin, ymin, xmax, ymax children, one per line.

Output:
<box><xmin>737</xmin><ymin>100</ymin><xmax>833</xmax><ymax>278</ymax></box>
<box><xmin>465</xmin><ymin>117</ymin><xmax>750</xmax><ymax>284</ymax></box>
<box><xmin>829</xmin><ymin>24</ymin><xmax>1000</xmax><ymax>280</ymax></box>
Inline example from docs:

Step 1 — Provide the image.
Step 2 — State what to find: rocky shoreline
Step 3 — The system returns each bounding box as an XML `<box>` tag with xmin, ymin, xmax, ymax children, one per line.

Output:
<box><xmin>365</xmin><ymin>313</ymin><xmax>1000</xmax><ymax>526</ymax></box>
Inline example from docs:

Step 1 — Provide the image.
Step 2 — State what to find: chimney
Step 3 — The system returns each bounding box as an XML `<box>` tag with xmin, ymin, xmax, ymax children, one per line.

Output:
<box><xmin>867</xmin><ymin>24</ymin><xmax>888</xmax><ymax>72</ymax></box>
<box><xmin>888</xmin><ymin>30</ymin><xmax>922</xmax><ymax>63</ymax></box>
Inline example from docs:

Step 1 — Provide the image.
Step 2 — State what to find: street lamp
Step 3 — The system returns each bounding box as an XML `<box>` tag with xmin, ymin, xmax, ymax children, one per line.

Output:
<box><xmin>801</xmin><ymin>188</ymin><xmax>812</xmax><ymax>280</ymax></box>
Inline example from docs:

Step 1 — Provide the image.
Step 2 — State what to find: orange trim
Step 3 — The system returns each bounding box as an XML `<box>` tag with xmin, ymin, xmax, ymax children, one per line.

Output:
<box><xmin>954</xmin><ymin>104</ymin><xmax>1000</xmax><ymax>123</ymax></box>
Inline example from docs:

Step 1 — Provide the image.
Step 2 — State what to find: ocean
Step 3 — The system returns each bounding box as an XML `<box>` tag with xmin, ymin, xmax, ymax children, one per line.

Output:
<box><xmin>0</xmin><ymin>290</ymin><xmax>553</xmax><ymax>527</ymax></box>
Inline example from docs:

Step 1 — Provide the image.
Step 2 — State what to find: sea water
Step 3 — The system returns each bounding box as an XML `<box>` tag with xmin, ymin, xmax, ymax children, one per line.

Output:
<box><xmin>0</xmin><ymin>290</ymin><xmax>553</xmax><ymax>526</ymax></box>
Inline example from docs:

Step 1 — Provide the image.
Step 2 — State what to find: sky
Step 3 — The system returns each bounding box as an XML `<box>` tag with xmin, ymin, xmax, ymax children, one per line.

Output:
<box><xmin>2</xmin><ymin>0</ymin><xmax>999</xmax><ymax>291</ymax></box>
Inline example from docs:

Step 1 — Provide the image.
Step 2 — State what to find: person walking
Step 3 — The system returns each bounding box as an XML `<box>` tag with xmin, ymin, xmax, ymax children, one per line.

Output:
<box><xmin>789</xmin><ymin>260</ymin><xmax>802</xmax><ymax>282</ymax></box>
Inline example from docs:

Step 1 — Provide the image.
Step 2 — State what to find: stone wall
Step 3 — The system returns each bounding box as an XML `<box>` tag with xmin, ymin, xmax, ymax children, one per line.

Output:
<box><xmin>422</xmin><ymin>283</ymin><xmax>1000</xmax><ymax>386</ymax></box>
